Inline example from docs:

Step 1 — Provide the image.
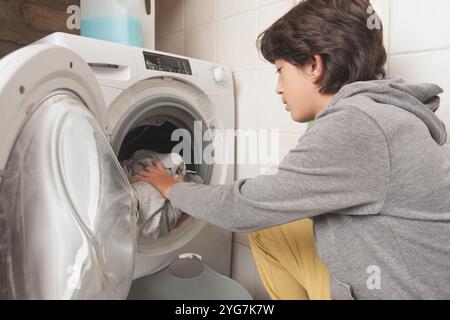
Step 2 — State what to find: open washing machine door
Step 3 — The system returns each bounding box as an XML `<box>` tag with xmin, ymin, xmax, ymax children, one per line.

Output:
<box><xmin>0</xmin><ymin>44</ymin><xmax>137</xmax><ymax>299</ymax></box>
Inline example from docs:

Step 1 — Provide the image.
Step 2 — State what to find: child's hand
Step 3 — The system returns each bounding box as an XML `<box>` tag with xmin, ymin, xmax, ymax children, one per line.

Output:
<box><xmin>130</xmin><ymin>161</ymin><xmax>182</xmax><ymax>199</ymax></box>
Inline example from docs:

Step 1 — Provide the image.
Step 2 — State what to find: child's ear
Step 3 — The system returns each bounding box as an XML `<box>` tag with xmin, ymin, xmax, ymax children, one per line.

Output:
<box><xmin>308</xmin><ymin>54</ymin><xmax>324</xmax><ymax>81</ymax></box>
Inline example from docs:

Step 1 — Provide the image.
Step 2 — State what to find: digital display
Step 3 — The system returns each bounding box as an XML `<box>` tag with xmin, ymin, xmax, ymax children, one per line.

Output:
<box><xmin>143</xmin><ymin>51</ymin><xmax>192</xmax><ymax>75</ymax></box>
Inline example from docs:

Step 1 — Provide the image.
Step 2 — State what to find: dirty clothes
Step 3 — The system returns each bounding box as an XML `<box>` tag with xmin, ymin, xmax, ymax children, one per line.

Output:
<box><xmin>122</xmin><ymin>150</ymin><xmax>203</xmax><ymax>242</ymax></box>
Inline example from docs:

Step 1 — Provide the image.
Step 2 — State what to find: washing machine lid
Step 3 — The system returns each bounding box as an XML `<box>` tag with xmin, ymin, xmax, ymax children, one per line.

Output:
<box><xmin>0</xmin><ymin>44</ymin><xmax>137</xmax><ymax>299</ymax></box>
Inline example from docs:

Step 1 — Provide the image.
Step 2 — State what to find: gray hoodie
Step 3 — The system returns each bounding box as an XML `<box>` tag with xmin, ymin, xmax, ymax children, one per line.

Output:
<box><xmin>169</xmin><ymin>77</ymin><xmax>450</xmax><ymax>300</ymax></box>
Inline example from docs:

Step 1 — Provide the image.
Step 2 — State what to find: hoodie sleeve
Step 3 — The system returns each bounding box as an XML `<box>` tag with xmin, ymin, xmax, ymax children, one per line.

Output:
<box><xmin>169</xmin><ymin>106</ymin><xmax>391</xmax><ymax>232</ymax></box>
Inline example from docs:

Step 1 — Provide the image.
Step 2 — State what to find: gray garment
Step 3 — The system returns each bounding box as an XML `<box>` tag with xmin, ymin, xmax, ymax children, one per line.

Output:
<box><xmin>122</xmin><ymin>150</ymin><xmax>202</xmax><ymax>242</ymax></box>
<box><xmin>169</xmin><ymin>77</ymin><xmax>450</xmax><ymax>299</ymax></box>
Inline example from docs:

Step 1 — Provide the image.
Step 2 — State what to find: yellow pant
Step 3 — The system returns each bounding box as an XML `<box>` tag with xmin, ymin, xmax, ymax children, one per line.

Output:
<box><xmin>248</xmin><ymin>219</ymin><xmax>331</xmax><ymax>300</ymax></box>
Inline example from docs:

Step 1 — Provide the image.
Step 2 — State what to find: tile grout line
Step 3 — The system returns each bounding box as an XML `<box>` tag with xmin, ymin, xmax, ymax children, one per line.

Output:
<box><xmin>390</xmin><ymin>47</ymin><xmax>450</xmax><ymax>57</ymax></box>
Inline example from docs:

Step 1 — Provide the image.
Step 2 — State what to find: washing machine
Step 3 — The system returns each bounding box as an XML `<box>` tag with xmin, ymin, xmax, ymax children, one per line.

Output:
<box><xmin>0</xmin><ymin>32</ymin><xmax>235</xmax><ymax>299</ymax></box>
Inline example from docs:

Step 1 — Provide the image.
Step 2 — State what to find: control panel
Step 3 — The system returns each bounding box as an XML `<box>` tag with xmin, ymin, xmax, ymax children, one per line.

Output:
<box><xmin>143</xmin><ymin>51</ymin><xmax>192</xmax><ymax>75</ymax></box>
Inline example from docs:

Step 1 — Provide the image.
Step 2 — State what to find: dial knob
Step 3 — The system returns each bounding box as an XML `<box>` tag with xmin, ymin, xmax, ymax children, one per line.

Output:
<box><xmin>212</xmin><ymin>66</ymin><xmax>226</xmax><ymax>86</ymax></box>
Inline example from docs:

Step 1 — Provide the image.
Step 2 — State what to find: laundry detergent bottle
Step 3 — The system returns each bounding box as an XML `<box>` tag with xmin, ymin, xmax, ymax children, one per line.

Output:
<box><xmin>81</xmin><ymin>0</ymin><xmax>146</xmax><ymax>47</ymax></box>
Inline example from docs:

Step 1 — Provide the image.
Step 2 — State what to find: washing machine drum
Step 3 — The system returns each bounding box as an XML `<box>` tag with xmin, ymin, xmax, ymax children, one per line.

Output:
<box><xmin>0</xmin><ymin>45</ymin><xmax>137</xmax><ymax>299</ymax></box>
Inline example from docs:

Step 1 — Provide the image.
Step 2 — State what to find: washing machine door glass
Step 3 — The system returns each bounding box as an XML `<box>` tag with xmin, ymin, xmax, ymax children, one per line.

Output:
<box><xmin>0</xmin><ymin>91</ymin><xmax>137</xmax><ymax>299</ymax></box>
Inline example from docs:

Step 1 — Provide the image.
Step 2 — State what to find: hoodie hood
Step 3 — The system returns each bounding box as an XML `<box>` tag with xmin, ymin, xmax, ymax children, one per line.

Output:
<box><xmin>329</xmin><ymin>77</ymin><xmax>447</xmax><ymax>145</ymax></box>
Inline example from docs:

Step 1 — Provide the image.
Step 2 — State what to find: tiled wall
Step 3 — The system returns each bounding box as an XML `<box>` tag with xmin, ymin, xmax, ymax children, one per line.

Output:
<box><xmin>388</xmin><ymin>0</ymin><xmax>450</xmax><ymax>136</ymax></box>
<box><xmin>155</xmin><ymin>0</ymin><xmax>450</xmax><ymax>299</ymax></box>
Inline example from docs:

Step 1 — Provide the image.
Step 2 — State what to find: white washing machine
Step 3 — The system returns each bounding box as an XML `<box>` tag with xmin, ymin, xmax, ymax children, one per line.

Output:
<box><xmin>0</xmin><ymin>32</ymin><xmax>236</xmax><ymax>299</ymax></box>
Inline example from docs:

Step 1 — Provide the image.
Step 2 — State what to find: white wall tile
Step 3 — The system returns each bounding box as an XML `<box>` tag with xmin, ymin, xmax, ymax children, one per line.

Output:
<box><xmin>257</xmin><ymin>0</ymin><xmax>293</xmax><ymax>67</ymax></box>
<box><xmin>217</xmin><ymin>0</ymin><xmax>258</xmax><ymax>19</ymax></box>
<box><xmin>234</xmin><ymin>75</ymin><xmax>262</xmax><ymax>178</ymax></box>
<box><xmin>236</xmin><ymin>131</ymin><xmax>262</xmax><ymax>179</ymax></box>
<box><xmin>155</xmin><ymin>31</ymin><xmax>185</xmax><ymax>55</ymax></box>
<box><xmin>235</xmin><ymin>132</ymin><xmax>302</xmax><ymax>179</ymax></box>
<box><xmin>390</xmin><ymin>0</ymin><xmax>450</xmax><ymax>54</ymax></box>
<box><xmin>389</xmin><ymin>50</ymin><xmax>450</xmax><ymax>142</ymax></box>
<box><xmin>257</xmin><ymin>1</ymin><xmax>292</xmax><ymax>35</ymax></box>
<box><xmin>235</xmin><ymin>162</ymin><xmax>261</xmax><ymax>180</ymax></box>
<box><xmin>216</xmin><ymin>11</ymin><xmax>258</xmax><ymax>72</ymax></box>
<box><xmin>184</xmin><ymin>0</ymin><xmax>216</xmax><ymax>29</ymax></box>
<box><xmin>278</xmin><ymin>133</ymin><xmax>301</xmax><ymax>159</ymax></box>
<box><xmin>260</xmin><ymin>0</ymin><xmax>292</xmax><ymax>7</ymax></box>
<box><xmin>257</xmin><ymin>68</ymin><xmax>307</xmax><ymax>134</ymax></box>
<box><xmin>184</xmin><ymin>22</ymin><xmax>216</xmax><ymax>61</ymax></box>
<box><xmin>156</xmin><ymin>0</ymin><xmax>184</xmax><ymax>36</ymax></box>
<box><xmin>258</xmin><ymin>132</ymin><xmax>303</xmax><ymax>176</ymax></box>
<box><xmin>236</xmin><ymin>128</ymin><xmax>298</xmax><ymax>178</ymax></box>
<box><xmin>234</xmin><ymin>71</ymin><xmax>259</xmax><ymax>129</ymax></box>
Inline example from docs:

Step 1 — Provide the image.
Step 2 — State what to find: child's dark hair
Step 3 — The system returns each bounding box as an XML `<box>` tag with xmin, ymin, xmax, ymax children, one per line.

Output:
<box><xmin>257</xmin><ymin>0</ymin><xmax>387</xmax><ymax>94</ymax></box>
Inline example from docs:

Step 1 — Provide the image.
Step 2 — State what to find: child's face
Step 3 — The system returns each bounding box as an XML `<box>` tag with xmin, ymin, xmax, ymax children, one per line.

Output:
<box><xmin>274</xmin><ymin>58</ymin><xmax>325</xmax><ymax>123</ymax></box>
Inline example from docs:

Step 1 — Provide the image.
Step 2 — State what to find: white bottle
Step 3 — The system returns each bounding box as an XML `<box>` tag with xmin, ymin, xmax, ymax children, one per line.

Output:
<box><xmin>80</xmin><ymin>0</ymin><xmax>153</xmax><ymax>48</ymax></box>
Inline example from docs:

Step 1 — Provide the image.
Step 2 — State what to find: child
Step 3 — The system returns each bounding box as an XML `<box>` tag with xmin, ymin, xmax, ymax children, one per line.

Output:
<box><xmin>131</xmin><ymin>0</ymin><xmax>450</xmax><ymax>300</ymax></box>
